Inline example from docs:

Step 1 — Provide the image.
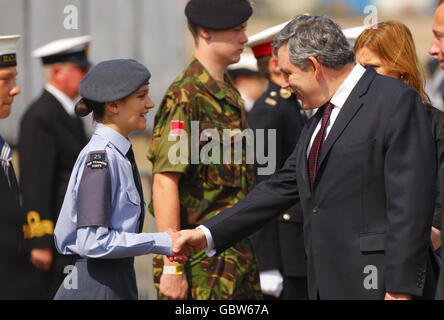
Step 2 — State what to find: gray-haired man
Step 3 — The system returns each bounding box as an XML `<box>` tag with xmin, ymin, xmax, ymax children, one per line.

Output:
<box><xmin>172</xmin><ymin>15</ymin><xmax>437</xmax><ymax>300</ymax></box>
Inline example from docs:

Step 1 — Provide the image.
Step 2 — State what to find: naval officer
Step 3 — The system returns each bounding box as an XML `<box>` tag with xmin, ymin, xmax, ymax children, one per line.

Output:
<box><xmin>19</xmin><ymin>35</ymin><xmax>90</xmax><ymax>298</ymax></box>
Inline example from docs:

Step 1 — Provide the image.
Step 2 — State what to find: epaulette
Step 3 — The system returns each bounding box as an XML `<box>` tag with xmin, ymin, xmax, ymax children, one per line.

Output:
<box><xmin>265</xmin><ymin>90</ymin><xmax>278</xmax><ymax>106</ymax></box>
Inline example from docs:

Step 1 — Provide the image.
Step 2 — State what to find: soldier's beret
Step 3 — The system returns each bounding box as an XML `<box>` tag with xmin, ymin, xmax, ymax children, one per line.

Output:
<box><xmin>185</xmin><ymin>0</ymin><xmax>253</xmax><ymax>30</ymax></box>
<box><xmin>79</xmin><ymin>59</ymin><xmax>151</xmax><ymax>103</ymax></box>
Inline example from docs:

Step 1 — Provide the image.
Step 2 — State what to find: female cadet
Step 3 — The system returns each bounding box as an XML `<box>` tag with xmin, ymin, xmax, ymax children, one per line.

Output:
<box><xmin>53</xmin><ymin>59</ymin><xmax>182</xmax><ymax>300</ymax></box>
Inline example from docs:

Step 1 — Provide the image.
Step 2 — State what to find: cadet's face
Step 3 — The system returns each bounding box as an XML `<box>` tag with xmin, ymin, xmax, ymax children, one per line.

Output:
<box><xmin>430</xmin><ymin>4</ymin><xmax>444</xmax><ymax>69</ymax></box>
<box><xmin>278</xmin><ymin>44</ymin><xmax>322</xmax><ymax>110</ymax></box>
<box><xmin>210</xmin><ymin>22</ymin><xmax>248</xmax><ymax>65</ymax></box>
<box><xmin>116</xmin><ymin>84</ymin><xmax>155</xmax><ymax>136</ymax></box>
<box><xmin>0</xmin><ymin>67</ymin><xmax>20</xmax><ymax>119</ymax></box>
<box><xmin>355</xmin><ymin>47</ymin><xmax>401</xmax><ymax>80</ymax></box>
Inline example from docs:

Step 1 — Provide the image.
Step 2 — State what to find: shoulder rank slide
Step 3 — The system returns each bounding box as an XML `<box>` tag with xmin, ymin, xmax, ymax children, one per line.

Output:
<box><xmin>265</xmin><ymin>97</ymin><xmax>277</xmax><ymax>106</ymax></box>
<box><xmin>86</xmin><ymin>151</ymin><xmax>108</xmax><ymax>169</ymax></box>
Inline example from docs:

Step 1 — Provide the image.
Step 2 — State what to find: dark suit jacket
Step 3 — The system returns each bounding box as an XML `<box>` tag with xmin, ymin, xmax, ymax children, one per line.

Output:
<box><xmin>203</xmin><ymin>68</ymin><xmax>437</xmax><ymax>299</ymax></box>
<box><xmin>0</xmin><ymin>162</ymin><xmax>44</xmax><ymax>299</ymax></box>
<box><xmin>247</xmin><ymin>81</ymin><xmax>307</xmax><ymax>277</ymax></box>
<box><xmin>18</xmin><ymin>89</ymin><xmax>87</xmax><ymax>297</ymax></box>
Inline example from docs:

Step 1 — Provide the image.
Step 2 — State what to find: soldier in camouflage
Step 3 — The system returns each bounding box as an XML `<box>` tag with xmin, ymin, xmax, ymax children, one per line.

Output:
<box><xmin>147</xmin><ymin>0</ymin><xmax>262</xmax><ymax>300</ymax></box>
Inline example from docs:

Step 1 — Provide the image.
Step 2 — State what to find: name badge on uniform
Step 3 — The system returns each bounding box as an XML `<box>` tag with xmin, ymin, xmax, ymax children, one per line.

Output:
<box><xmin>170</xmin><ymin>120</ymin><xmax>185</xmax><ymax>137</ymax></box>
<box><xmin>86</xmin><ymin>152</ymin><xmax>108</xmax><ymax>169</ymax></box>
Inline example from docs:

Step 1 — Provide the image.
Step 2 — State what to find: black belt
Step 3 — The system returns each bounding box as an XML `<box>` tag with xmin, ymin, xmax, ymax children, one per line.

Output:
<box><xmin>72</xmin><ymin>255</ymin><xmax>134</xmax><ymax>266</ymax></box>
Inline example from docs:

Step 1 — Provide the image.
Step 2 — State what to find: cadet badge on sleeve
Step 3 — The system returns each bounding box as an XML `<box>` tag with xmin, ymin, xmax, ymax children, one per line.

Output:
<box><xmin>86</xmin><ymin>152</ymin><xmax>108</xmax><ymax>169</ymax></box>
<box><xmin>170</xmin><ymin>120</ymin><xmax>185</xmax><ymax>137</ymax></box>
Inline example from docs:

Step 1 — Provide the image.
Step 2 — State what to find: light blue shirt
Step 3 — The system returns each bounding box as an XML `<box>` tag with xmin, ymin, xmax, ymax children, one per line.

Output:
<box><xmin>54</xmin><ymin>123</ymin><xmax>172</xmax><ymax>258</ymax></box>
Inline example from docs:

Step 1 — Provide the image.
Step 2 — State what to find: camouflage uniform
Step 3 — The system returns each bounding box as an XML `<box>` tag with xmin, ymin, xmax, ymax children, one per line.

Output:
<box><xmin>147</xmin><ymin>57</ymin><xmax>262</xmax><ymax>300</ymax></box>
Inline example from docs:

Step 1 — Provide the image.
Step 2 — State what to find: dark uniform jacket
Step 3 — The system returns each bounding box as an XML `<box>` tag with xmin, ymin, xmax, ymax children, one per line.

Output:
<box><xmin>247</xmin><ymin>81</ymin><xmax>307</xmax><ymax>277</ymax></box>
<box><xmin>18</xmin><ymin>89</ymin><xmax>87</xmax><ymax>297</ymax></box>
<box><xmin>427</xmin><ymin>105</ymin><xmax>444</xmax><ymax>300</ymax></box>
<box><xmin>203</xmin><ymin>68</ymin><xmax>437</xmax><ymax>299</ymax></box>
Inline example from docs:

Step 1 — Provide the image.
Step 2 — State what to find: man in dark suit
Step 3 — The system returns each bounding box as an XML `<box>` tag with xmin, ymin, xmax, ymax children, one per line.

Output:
<box><xmin>245</xmin><ymin>24</ymin><xmax>307</xmax><ymax>299</ymax></box>
<box><xmin>0</xmin><ymin>34</ymin><xmax>44</xmax><ymax>299</ymax></box>
<box><xmin>19</xmin><ymin>36</ymin><xmax>90</xmax><ymax>298</ymax></box>
<box><xmin>429</xmin><ymin>0</ymin><xmax>444</xmax><ymax>300</ymax></box>
<box><xmin>172</xmin><ymin>15</ymin><xmax>437</xmax><ymax>300</ymax></box>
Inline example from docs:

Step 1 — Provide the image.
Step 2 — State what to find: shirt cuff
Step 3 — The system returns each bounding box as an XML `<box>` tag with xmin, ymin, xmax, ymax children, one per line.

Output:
<box><xmin>152</xmin><ymin>232</ymin><xmax>173</xmax><ymax>256</ymax></box>
<box><xmin>196</xmin><ymin>225</ymin><xmax>216</xmax><ymax>257</ymax></box>
<box><xmin>259</xmin><ymin>269</ymin><xmax>284</xmax><ymax>298</ymax></box>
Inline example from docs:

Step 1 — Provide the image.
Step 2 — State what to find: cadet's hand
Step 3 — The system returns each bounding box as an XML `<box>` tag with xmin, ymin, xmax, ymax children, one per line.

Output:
<box><xmin>169</xmin><ymin>228</ymin><xmax>207</xmax><ymax>262</ymax></box>
<box><xmin>160</xmin><ymin>257</ymin><xmax>189</xmax><ymax>300</ymax></box>
<box><xmin>384</xmin><ymin>292</ymin><xmax>412</xmax><ymax>300</ymax></box>
<box><xmin>165</xmin><ymin>230</ymin><xmax>188</xmax><ymax>264</ymax></box>
<box><xmin>30</xmin><ymin>248</ymin><xmax>53</xmax><ymax>272</ymax></box>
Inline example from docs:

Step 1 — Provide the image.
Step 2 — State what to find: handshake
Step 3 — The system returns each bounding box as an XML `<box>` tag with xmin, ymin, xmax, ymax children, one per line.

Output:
<box><xmin>165</xmin><ymin>228</ymin><xmax>208</xmax><ymax>262</ymax></box>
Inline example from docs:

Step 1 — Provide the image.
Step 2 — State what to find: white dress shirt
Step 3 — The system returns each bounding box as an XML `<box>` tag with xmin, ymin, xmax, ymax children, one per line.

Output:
<box><xmin>45</xmin><ymin>83</ymin><xmax>77</xmax><ymax>117</ymax></box>
<box><xmin>307</xmin><ymin>63</ymin><xmax>366</xmax><ymax>157</ymax></box>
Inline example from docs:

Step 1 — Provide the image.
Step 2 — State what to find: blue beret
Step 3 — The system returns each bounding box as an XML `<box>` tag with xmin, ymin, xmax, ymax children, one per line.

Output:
<box><xmin>185</xmin><ymin>0</ymin><xmax>252</xmax><ymax>30</ymax></box>
<box><xmin>79</xmin><ymin>59</ymin><xmax>151</xmax><ymax>103</ymax></box>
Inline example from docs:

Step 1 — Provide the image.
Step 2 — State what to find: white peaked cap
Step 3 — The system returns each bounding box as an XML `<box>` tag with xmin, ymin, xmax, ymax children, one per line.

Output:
<box><xmin>228</xmin><ymin>52</ymin><xmax>258</xmax><ymax>71</ymax></box>
<box><xmin>32</xmin><ymin>35</ymin><xmax>91</xmax><ymax>58</ymax></box>
<box><xmin>246</xmin><ymin>20</ymin><xmax>291</xmax><ymax>49</ymax></box>
<box><xmin>0</xmin><ymin>35</ymin><xmax>20</xmax><ymax>55</ymax></box>
<box><xmin>342</xmin><ymin>26</ymin><xmax>367</xmax><ymax>41</ymax></box>
<box><xmin>0</xmin><ymin>35</ymin><xmax>21</xmax><ymax>68</ymax></box>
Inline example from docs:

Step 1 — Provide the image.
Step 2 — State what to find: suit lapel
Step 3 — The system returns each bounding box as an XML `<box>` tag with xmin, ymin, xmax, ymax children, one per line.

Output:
<box><xmin>316</xmin><ymin>68</ymin><xmax>377</xmax><ymax>178</ymax></box>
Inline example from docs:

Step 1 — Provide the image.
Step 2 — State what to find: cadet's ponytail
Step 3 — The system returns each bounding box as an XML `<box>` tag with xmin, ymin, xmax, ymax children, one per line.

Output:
<box><xmin>75</xmin><ymin>98</ymin><xmax>105</xmax><ymax>122</ymax></box>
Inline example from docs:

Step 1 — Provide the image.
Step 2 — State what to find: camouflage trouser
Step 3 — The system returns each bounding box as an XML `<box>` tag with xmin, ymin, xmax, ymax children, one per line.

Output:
<box><xmin>153</xmin><ymin>238</ymin><xmax>262</xmax><ymax>300</ymax></box>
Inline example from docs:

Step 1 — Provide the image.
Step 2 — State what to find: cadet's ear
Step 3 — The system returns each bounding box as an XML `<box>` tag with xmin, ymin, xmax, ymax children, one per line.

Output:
<box><xmin>105</xmin><ymin>101</ymin><xmax>119</xmax><ymax>115</ymax></box>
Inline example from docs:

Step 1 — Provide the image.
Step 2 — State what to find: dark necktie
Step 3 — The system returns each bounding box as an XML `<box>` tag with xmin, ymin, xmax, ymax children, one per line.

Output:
<box><xmin>0</xmin><ymin>136</ymin><xmax>20</xmax><ymax>201</ymax></box>
<box><xmin>307</xmin><ymin>102</ymin><xmax>334</xmax><ymax>190</ymax></box>
<box><xmin>126</xmin><ymin>145</ymin><xmax>145</xmax><ymax>233</ymax></box>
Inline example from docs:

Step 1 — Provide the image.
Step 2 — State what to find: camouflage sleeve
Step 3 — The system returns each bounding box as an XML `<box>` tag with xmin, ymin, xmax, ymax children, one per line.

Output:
<box><xmin>148</xmin><ymin>95</ymin><xmax>191</xmax><ymax>174</ymax></box>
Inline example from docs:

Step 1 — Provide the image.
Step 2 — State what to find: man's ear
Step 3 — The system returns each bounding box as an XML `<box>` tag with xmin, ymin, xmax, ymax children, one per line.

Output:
<box><xmin>199</xmin><ymin>27</ymin><xmax>212</xmax><ymax>41</ymax></box>
<box><xmin>268</xmin><ymin>56</ymin><xmax>280</xmax><ymax>74</ymax></box>
<box><xmin>50</xmin><ymin>63</ymin><xmax>63</xmax><ymax>80</ymax></box>
<box><xmin>307</xmin><ymin>56</ymin><xmax>323</xmax><ymax>80</ymax></box>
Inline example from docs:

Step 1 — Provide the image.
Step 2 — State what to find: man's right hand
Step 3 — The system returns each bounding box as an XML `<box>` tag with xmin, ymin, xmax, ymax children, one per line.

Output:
<box><xmin>170</xmin><ymin>228</ymin><xmax>207</xmax><ymax>262</ymax></box>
